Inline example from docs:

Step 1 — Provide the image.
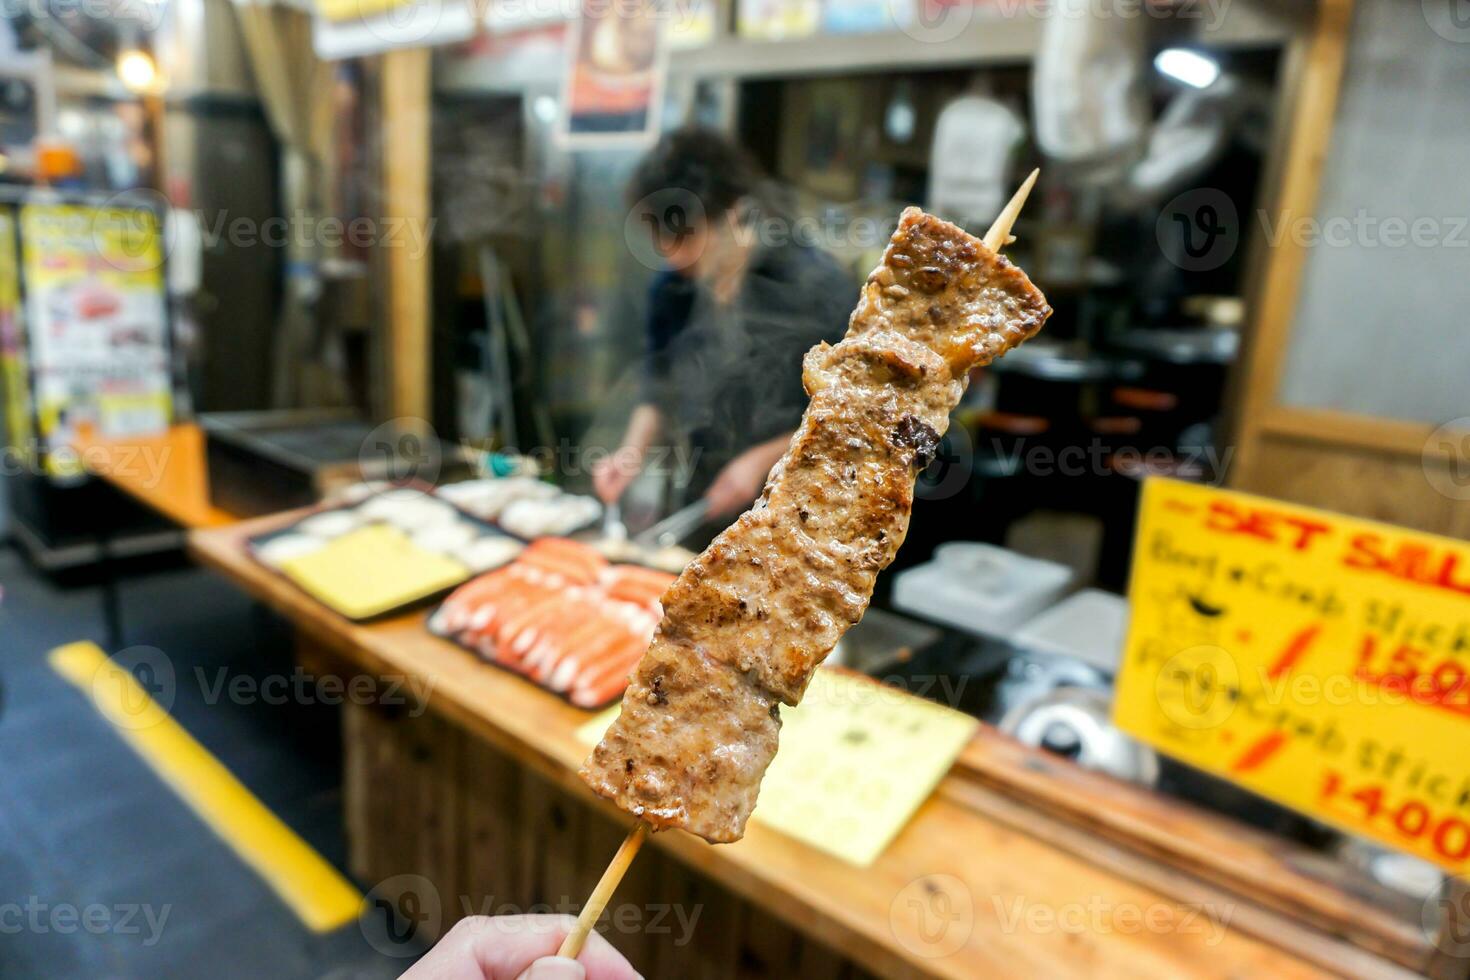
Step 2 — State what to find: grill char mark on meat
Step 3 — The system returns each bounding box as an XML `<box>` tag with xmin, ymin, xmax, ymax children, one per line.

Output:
<box><xmin>580</xmin><ymin>208</ymin><xmax>1051</xmax><ymax>843</ymax></box>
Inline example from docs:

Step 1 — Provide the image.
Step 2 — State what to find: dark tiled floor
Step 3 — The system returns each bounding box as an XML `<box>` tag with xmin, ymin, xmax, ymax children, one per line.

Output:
<box><xmin>0</xmin><ymin>544</ymin><xmax>420</xmax><ymax>979</ymax></box>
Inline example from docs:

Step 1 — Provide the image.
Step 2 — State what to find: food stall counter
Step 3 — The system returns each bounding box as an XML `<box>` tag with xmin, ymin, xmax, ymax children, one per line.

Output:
<box><xmin>188</xmin><ymin>513</ymin><xmax>1348</xmax><ymax>980</ymax></box>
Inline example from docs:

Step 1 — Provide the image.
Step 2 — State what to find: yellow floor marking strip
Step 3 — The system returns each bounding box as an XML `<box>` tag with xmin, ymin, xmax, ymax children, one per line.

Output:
<box><xmin>48</xmin><ymin>641</ymin><xmax>362</xmax><ymax>932</ymax></box>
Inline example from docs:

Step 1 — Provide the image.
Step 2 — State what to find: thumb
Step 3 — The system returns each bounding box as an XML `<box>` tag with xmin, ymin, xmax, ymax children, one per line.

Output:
<box><xmin>517</xmin><ymin>956</ymin><xmax>585</xmax><ymax>980</ymax></box>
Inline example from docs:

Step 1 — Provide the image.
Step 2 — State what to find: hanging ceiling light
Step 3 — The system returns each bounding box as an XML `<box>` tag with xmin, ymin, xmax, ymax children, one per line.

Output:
<box><xmin>117</xmin><ymin>48</ymin><xmax>157</xmax><ymax>93</ymax></box>
<box><xmin>1154</xmin><ymin>48</ymin><xmax>1220</xmax><ymax>90</ymax></box>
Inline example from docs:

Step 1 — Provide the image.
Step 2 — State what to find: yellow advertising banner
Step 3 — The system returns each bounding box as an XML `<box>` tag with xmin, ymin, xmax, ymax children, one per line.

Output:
<box><xmin>0</xmin><ymin>209</ymin><xmax>29</xmax><ymax>450</ymax></box>
<box><xmin>312</xmin><ymin>0</ymin><xmax>476</xmax><ymax>59</ymax></box>
<box><xmin>18</xmin><ymin>202</ymin><xmax>171</xmax><ymax>473</ymax></box>
<box><xmin>316</xmin><ymin>0</ymin><xmax>416</xmax><ymax>23</ymax></box>
<box><xmin>1115</xmin><ymin>478</ymin><xmax>1470</xmax><ymax>877</ymax></box>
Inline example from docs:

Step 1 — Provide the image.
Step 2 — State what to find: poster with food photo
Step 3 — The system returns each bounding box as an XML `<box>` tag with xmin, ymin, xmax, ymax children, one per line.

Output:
<box><xmin>18</xmin><ymin>202</ymin><xmax>172</xmax><ymax>473</ymax></box>
<box><xmin>559</xmin><ymin>0</ymin><xmax>667</xmax><ymax>145</ymax></box>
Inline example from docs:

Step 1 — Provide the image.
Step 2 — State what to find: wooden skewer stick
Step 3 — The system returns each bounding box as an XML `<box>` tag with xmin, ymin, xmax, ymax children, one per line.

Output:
<box><xmin>558</xmin><ymin>820</ymin><xmax>651</xmax><ymax>961</ymax></box>
<box><xmin>983</xmin><ymin>168</ymin><xmax>1040</xmax><ymax>252</ymax></box>
<box><xmin>559</xmin><ymin>185</ymin><xmax>1038</xmax><ymax>964</ymax></box>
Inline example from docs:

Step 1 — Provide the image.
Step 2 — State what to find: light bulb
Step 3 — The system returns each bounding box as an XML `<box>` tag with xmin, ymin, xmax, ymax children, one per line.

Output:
<box><xmin>1154</xmin><ymin>48</ymin><xmax>1220</xmax><ymax>90</ymax></box>
<box><xmin>118</xmin><ymin>49</ymin><xmax>157</xmax><ymax>93</ymax></box>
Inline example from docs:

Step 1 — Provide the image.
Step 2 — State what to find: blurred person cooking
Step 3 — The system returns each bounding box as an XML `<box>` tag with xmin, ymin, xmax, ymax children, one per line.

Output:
<box><xmin>592</xmin><ymin>127</ymin><xmax>856</xmax><ymax>522</ymax></box>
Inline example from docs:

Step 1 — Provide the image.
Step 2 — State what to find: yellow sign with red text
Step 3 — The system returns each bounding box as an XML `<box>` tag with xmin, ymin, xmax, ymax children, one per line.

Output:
<box><xmin>1115</xmin><ymin>478</ymin><xmax>1470</xmax><ymax>877</ymax></box>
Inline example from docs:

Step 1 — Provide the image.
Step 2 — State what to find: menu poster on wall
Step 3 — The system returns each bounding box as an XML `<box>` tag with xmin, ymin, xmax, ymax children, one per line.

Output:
<box><xmin>1114</xmin><ymin>478</ymin><xmax>1470</xmax><ymax>876</ymax></box>
<box><xmin>19</xmin><ymin>203</ymin><xmax>172</xmax><ymax>475</ymax></box>
<box><xmin>667</xmin><ymin>0</ymin><xmax>718</xmax><ymax>49</ymax></box>
<box><xmin>736</xmin><ymin>0</ymin><xmax>819</xmax><ymax>40</ymax></box>
<box><xmin>313</xmin><ymin>0</ymin><xmax>477</xmax><ymax>60</ymax></box>
<box><xmin>559</xmin><ymin>0</ymin><xmax>667</xmax><ymax>146</ymax></box>
<box><xmin>822</xmin><ymin>0</ymin><xmax>907</xmax><ymax>34</ymax></box>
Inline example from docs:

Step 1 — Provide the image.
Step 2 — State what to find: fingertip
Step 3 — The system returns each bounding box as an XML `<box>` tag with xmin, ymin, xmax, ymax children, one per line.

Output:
<box><xmin>574</xmin><ymin>927</ymin><xmax>643</xmax><ymax>980</ymax></box>
<box><xmin>518</xmin><ymin>955</ymin><xmax>585</xmax><ymax>980</ymax></box>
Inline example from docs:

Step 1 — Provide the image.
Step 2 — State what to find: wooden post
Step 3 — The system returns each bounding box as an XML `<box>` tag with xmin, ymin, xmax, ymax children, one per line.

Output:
<box><xmin>380</xmin><ymin>47</ymin><xmax>432</xmax><ymax>423</ymax></box>
<box><xmin>1228</xmin><ymin>0</ymin><xmax>1353</xmax><ymax>485</ymax></box>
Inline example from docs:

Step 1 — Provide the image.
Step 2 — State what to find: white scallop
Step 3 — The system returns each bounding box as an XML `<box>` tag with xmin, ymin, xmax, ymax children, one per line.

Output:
<box><xmin>359</xmin><ymin>492</ymin><xmax>429</xmax><ymax>521</ymax></box>
<box><xmin>385</xmin><ymin>498</ymin><xmax>459</xmax><ymax>532</ymax></box>
<box><xmin>434</xmin><ymin>479</ymin><xmax>498</xmax><ymax>505</ymax></box>
<box><xmin>412</xmin><ymin>521</ymin><xmax>480</xmax><ymax>554</ymax></box>
<box><xmin>444</xmin><ymin>477</ymin><xmax>559</xmax><ymax>519</ymax></box>
<box><xmin>378</xmin><ymin>487</ymin><xmax>430</xmax><ymax>502</ymax></box>
<box><xmin>454</xmin><ymin>536</ymin><xmax>525</xmax><ymax>572</ymax></box>
<box><xmin>499</xmin><ymin>494</ymin><xmax>601</xmax><ymax>538</ymax></box>
<box><xmin>256</xmin><ymin>533</ymin><xmax>325</xmax><ymax>568</ymax></box>
<box><xmin>327</xmin><ymin>480</ymin><xmax>389</xmax><ymax>506</ymax></box>
<box><xmin>297</xmin><ymin>510</ymin><xmax>360</xmax><ymax>539</ymax></box>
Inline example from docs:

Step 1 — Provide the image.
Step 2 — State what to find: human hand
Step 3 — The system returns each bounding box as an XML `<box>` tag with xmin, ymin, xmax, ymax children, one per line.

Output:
<box><xmin>704</xmin><ymin>445</ymin><xmax>775</xmax><ymax>517</ymax></box>
<box><xmin>398</xmin><ymin>914</ymin><xmax>640</xmax><ymax>980</ymax></box>
<box><xmin>592</xmin><ymin>448</ymin><xmax>643</xmax><ymax>505</ymax></box>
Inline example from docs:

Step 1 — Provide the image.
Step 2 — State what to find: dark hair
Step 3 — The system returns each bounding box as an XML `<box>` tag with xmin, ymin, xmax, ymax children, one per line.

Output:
<box><xmin>626</xmin><ymin>127</ymin><xmax>762</xmax><ymax>218</ymax></box>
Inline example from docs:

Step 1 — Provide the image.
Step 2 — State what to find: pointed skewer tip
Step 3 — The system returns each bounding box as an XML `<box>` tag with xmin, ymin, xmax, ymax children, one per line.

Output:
<box><xmin>983</xmin><ymin>168</ymin><xmax>1039</xmax><ymax>253</ymax></box>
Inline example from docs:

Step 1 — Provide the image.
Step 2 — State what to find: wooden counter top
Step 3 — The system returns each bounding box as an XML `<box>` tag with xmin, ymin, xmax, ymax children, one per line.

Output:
<box><xmin>188</xmin><ymin>515</ymin><xmax>1344</xmax><ymax>980</ymax></box>
<box><xmin>74</xmin><ymin>423</ymin><xmax>237</xmax><ymax>529</ymax></box>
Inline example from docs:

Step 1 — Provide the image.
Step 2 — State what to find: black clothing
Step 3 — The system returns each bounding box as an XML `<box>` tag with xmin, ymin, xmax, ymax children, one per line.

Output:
<box><xmin>638</xmin><ymin>239</ymin><xmax>855</xmax><ymax>491</ymax></box>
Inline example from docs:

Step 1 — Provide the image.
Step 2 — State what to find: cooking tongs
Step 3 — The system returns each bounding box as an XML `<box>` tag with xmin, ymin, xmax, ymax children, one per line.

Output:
<box><xmin>633</xmin><ymin>499</ymin><xmax>710</xmax><ymax>548</ymax></box>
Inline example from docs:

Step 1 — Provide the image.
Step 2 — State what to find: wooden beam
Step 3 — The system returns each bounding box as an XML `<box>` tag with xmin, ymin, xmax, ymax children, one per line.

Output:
<box><xmin>1230</xmin><ymin>0</ymin><xmax>1354</xmax><ymax>486</ymax></box>
<box><xmin>1255</xmin><ymin>406</ymin><xmax>1436</xmax><ymax>460</ymax></box>
<box><xmin>380</xmin><ymin>46</ymin><xmax>432</xmax><ymax>423</ymax></box>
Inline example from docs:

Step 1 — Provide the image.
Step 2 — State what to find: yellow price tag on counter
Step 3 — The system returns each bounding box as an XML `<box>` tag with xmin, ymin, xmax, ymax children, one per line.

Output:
<box><xmin>1115</xmin><ymin>478</ymin><xmax>1470</xmax><ymax>877</ymax></box>
<box><xmin>579</xmin><ymin>669</ymin><xmax>977</xmax><ymax>866</ymax></box>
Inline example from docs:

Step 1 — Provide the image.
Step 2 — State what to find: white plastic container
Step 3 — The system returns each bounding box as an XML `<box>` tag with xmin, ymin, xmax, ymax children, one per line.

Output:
<box><xmin>1010</xmin><ymin>588</ymin><xmax>1129</xmax><ymax>676</ymax></box>
<box><xmin>892</xmin><ymin>542</ymin><xmax>1074</xmax><ymax>639</ymax></box>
